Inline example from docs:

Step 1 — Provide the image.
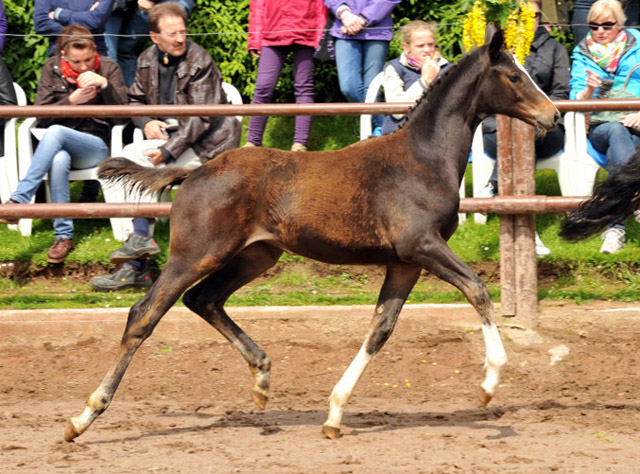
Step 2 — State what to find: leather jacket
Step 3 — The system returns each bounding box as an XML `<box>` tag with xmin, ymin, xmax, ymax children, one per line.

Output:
<box><xmin>35</xmin><ymin>55</ymin><xmax>129</xmax><ymax>144</ymax></box>
<box><xmin>129</xmin><ymin>40</ymin><xmax>241</xmax><ymax>164</ymax></box>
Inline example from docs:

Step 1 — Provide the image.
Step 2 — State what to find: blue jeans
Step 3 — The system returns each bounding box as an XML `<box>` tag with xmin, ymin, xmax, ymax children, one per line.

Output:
<box><xmin>334</xmin><ymin>38</ymin><xmax>389</xmax><ymax>130</ymax></box>
<box><xmin>11</xmin><ymin>125</ymin><xmax>109</xmax><ymax>239</ymax></box>
<box><xmin>105</xmin><ymin>9</ymin><xmax>150</xmax><ymax>87</ymax></box>
<box><xmin>588</xmin><ymin>121</ymin><xmax>640</xmax><ymax>172</ymax></box>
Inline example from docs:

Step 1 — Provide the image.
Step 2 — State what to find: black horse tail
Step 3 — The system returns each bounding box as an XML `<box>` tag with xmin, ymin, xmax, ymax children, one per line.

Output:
<box><xmin>560</xmin><ymin>150</ymin><xmax>640</xmax><ymax>241</ymax></box>
<box><xmin>98</xmin><ymin>157</ymin><xmax>193</xmax><ymax>196</ymax></box>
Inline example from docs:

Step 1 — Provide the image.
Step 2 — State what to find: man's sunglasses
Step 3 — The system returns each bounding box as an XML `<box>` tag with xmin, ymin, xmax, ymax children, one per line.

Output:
<box><xmin>589</xmin><ymin>21</ymin><xmax>617</xmax><ymax>31</ymax></box>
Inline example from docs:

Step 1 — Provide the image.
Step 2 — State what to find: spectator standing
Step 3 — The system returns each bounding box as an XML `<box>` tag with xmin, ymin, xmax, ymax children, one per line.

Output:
<box><xmin>570</xmin><ymin>0</ymin><xmax>640</xmax><ymax>253</ymax></box>
<box><xmin>244</xmin><ymin>0</ymin><xmax>327</xmax><ymax>151</ymax></box>
<box><xmin>381</xmin><ymin>20</ymin><xmax>449</xmax><ymax>135</ymax></box>
<box><xmin>324</xmin><ymin>0</ymin><xmax>401</xmax><ymax>137</ymax></box>
<box><xmin>0</xmin><ymin>26</ymin><xmax>128</xmax><ymax>263</ymax></box>
<box><xmin>34</xmin><ymin>0</ymin><xmax>115</xmax><ymax>56</ymax></box>
<box><xmin>104</xmin><ymin>0</ymin><xmax>194</xmax><ymax>87</ymax></box>
<box><xmin>0</xmin><ymin>56</ymin><xmax>18</xmax><ymax>156</ymax></box>
<box><xmin>90</xmin><ymin>2</ymin><xmax>241</xmax><ymax>291</ymax></box>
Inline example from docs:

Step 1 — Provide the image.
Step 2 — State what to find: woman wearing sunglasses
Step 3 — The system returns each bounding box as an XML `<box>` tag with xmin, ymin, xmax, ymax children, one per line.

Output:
<box><xmin>570</xmin><ymin>0</ymin><xmax>640</xmax><ymax>254</ymax></box>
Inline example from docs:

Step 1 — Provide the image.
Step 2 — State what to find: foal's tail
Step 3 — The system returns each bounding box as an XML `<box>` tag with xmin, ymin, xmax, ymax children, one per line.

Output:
<box><xmin>560</xmin><ymin>151</ymin><xmax>640</xmax><ymax>241</ymax></box>
<box><xmin>98</xmin><ymin>158</ymin><xmax>194</xmax><ymax>196</ymax></box>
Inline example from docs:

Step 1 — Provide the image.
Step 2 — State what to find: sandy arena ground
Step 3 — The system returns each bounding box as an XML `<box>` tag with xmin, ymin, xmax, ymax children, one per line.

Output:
<box><xmin>1</xmin><ymin>301</ymin><xmax>639</xmax><ymax>473</ymax></box>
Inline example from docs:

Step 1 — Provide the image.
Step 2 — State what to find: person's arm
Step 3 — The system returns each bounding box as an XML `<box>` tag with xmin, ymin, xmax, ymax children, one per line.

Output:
<box><xmin>547</xmin><ymin>43</ymin><xmax>571</xmax><ymax>101</ymax></box>
<box><xmin>383</xmin><ymin>64</ymin><xmax>425</xmax><ymax>119</ymax></box>
<box><xmin>0</xmin><ymin>59</ymin><xmax>17</xmax><ymax>106</ymax></box>
<box><xmin>248</xmin><ymin>0</ymin><xmax>265</xmax><ymax>53</ymax></box>
<box><xmin>162</xmin><ymin>56</ymin><xmax>223</xmax><ymax>160</ymax></box>
<box><xmin>53</xmin><ymin>0</ymin><xmax>115</xmax><ymax>31</ymax></box>
<box><xmin>34</xmin><ymin>0</ymin><xmax>63</xmax><ymax>36</ymax></box>
<box><xmin>358</xmin><ymin>0</ymin><xmax>401</xmax><ymax>26</ymax></box>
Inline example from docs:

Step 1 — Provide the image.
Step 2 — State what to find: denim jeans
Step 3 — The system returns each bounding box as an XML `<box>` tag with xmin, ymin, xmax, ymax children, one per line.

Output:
<box><xmin>334</xmin><ymin>38</ymin><xmax>389</xmax><ymax>130</ymax></box>
<box><xmin>588</xmin><ymin>121</ymin><xmax>640</xmax><ymax>172</ymax></box>
<box><xmin>11</xmin><ymin>125</ymin><xmax>109</xmax><ymax>239</ymax></box>
<box><xmin>105</xmin><ymin>9</ymin><xmax>150</xmax><ymax>87</ymax></box>
<box><xmin>247</xmin><ymin>45</ymin><xmax>315</xmax><ymax>146</ymax></box>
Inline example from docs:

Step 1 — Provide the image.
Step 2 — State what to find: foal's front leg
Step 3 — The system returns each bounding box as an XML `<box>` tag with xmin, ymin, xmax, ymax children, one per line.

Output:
<box><xmin>414</xmin><ymin>238</ymin><xmax>508</xmax><ymax>406</ymax></box>
<box><xmin>322</xmin><ymin>264</ymin><xmax>421</xmax><ymax>439</ymax></box>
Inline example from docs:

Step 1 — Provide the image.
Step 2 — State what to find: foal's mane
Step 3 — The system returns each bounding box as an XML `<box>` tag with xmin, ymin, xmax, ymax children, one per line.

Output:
<box><xmin>402</xmin><ymin>45</ymin><xmax>490</xmax><ymax>125</ymax></box>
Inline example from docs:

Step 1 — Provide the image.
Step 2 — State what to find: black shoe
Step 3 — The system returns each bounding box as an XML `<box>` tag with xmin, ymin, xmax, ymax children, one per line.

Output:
<box><xmin>89</xmin><ymin>263</ymin><xmax>153</xmax><ymax>291</ymax></box>
<box><xmin>109</xmin><ymin>232</ymin><xmax>161</xmax><ymax>264</ymax></box>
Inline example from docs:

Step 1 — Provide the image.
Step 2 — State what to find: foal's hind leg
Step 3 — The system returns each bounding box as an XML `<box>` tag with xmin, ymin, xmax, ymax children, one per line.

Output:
<box><xmin>413</xmin><ymin>238</ymin><xmax>507</xmax><ymax>407</ymax></box>
<box><xmin>322</xmin><ymin>264</ymin><xmax>422</xmax><ymax>439</ymax></box>
<box><xmin>65</xmin><ymin>265</ymin><xmax>207</xmax><ymax>441</ymax></box>
<box><xmin>182</xmin><ymin>243</ymin><xmax>283</xmax><ymax>410</ymax></box>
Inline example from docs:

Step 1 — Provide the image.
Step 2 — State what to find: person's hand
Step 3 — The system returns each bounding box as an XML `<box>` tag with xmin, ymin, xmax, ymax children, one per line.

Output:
<box><xmin>144</xmin><ymin>148</ymin><xmax>165</xmax><ymax>166</ymax></box>
<box><xmin>249</xmin><ymin>49</ymin><xmax>261</xmax><ymax>58</ymax></box>
<box><xmin>582</xmin><ymin>70</ymin><xmax>603</xmax><ymax>99</ymax></box>
<box><xmin>69</xmin><ymin>86</ymin><xmax>98</xmax><ymax>105</ymax></box>
<box><xmin>138</xmin><ymin>0</ymin><xmax>154</xmax><ymax>13</ymax></box>
<box><xmin>77</xmin><ymin>71</ymin><xmax>107</xmax><ymax>90</ymax></box>
<box><xmin>143</xmin><ymin>120</ymin><xmax>171</xmax><ymax>140</ymax></box>
<box><xmin>339</xmin><ymin>10</ymin><xmax>365</xmax><ymax>36</ymax></box>
<box><xmin>90</xmin><ymin>1</ymin><xmax>100</xmax><ymax>11</ymax></box>
<box><xmin>48</xmin><ymin>11</ymin><xmax>55</xmax><ymax>19</ymax></box>
<box><xmin>621</xmin><ymin>111</ymin><xmax>640</xmax><ymax>129</ymax></box>
<box><xmin>421</xmin><ymin>53</ymin><xmax>441</xmax><ymax>85</ymax></box>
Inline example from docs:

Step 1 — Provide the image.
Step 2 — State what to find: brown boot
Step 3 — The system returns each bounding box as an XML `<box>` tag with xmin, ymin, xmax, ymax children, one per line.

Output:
<box><xmin>47</xmin><ymin>238</ymin><xmax>74</xmax><ymax>264</ymax></box>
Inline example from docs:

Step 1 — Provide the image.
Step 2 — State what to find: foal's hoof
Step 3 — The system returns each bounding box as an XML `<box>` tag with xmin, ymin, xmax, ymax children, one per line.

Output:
<box><xmin>64</xmin><ymin>420</ymin><xmax>80</xmax><ymax>442</ymax></box>
<box><xmin>322</xmin><ymin>423</ymin><xmax>341</xmax><ymax>440</ymax></box>
<box><xmin>251</xmin><ymin>389</ymin><xmax>269</xmax><ymax>410</ymax></box>
<box><xmin>478</xmin><ymin>386</ymin><xmax>493</xmax><ymax>408</ymax></box>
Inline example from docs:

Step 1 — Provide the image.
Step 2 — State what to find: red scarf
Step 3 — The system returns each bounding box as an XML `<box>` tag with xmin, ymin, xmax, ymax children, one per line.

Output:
<box><xmin>60</xmin><ymin>52</ymin><xmax>101</xmax><ymax>86</ymax></box>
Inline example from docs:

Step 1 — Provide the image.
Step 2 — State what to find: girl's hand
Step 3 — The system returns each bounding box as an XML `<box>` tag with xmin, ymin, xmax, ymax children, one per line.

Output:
<box><xmin>77</xmin><ymin>71</ymin><xmax>107</xmax><ymax>89</ymax></box>
<box><xmin>339</xmin><ymin>10</ymin><xmax>365</xmax><ymax>36</ymax></box>
<box><xmin>69</xmin><ymin>86</ymin><xmax>98</xmax><ymax>105</ymax></box>
<box><xmin>621</xmin><ymin>111</ymin><xmax>640</xmax><ymax>128</ymax></box>
<box><xmin>421</xmin><ymin>53</ymin><xmax>441</xmax><ymax>84</ymax></box>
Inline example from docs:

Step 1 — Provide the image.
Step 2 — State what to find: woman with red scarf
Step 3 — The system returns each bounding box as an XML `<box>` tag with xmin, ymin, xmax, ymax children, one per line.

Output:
<box><xmin>0</xmin><ymin>25</ymin><xmax>128</xmax><ymax>263</ymax></box>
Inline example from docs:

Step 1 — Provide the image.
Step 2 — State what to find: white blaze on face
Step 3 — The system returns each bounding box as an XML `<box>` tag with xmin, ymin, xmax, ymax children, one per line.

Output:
<box><xmin>510</xmin><ymin>52</ymin><xmax>552</xmax><ymax>101</ymax></box>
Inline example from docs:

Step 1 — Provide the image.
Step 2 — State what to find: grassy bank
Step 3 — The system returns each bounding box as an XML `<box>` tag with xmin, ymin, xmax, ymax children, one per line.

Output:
<box><xmin>2</xmin><ymin>117</ymin><xmax>640</xmax><ymax>309</ymax></box>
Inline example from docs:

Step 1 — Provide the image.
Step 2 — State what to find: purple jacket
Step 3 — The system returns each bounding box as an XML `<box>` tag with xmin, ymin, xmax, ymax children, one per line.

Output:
<box><xmin>323</xmin><ymin>0</ymin><xmax>400</xmax><ymax>41</ymax></box>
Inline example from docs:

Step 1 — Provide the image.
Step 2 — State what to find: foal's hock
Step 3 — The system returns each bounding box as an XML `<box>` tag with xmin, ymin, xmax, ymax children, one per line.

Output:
<box><xmin>64</xmin><ymin>31</ymin><xmax>559</xmax><ymax>442</ymax></box>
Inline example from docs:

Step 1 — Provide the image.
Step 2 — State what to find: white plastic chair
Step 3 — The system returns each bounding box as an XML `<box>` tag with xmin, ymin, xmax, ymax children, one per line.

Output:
<box><xmin>359</xmin><ymin>72</ymin><xmax>467</xmax><ymax>222</ymax></box>
<box><xmin>471</xmin><ymin>112</ymin><xmax>600</xmax><ymax>224</ymax></box>
<box><xmin>0</xmin><ymin>83</ymin><xmax>27</xmax><ymax>233</ymax></box>
<box><xmin>15</xmin><ymin>118</ymin><xmax>129</xmax><ymax>240</ymax></box>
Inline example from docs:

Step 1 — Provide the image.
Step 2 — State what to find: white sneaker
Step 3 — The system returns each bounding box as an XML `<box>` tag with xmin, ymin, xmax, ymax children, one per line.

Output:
<box><xmin>600</xmin><ymin>227</ymin><xmax>626</xmax><ymax>254</ymax></box>
<box><xmin>478</xmin><ymin>182</ymin><xmax>496</xmax><ymax>198</ymax></box>
<box><xmin>634</xmin><ymin>210</ymin><xmax>640</xmax><ymax>224</ymax></box>
<box><xmin>535</xmin><ymin>232</ymin><xmax>552</xmax><ymax>257</ymax></box>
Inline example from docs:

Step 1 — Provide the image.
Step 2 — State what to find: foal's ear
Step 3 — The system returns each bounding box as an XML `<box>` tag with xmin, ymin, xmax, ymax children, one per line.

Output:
<box><xmin>487</xmin><ymin>25</ymin><xmax>504</xmax><ymax>59</ymax></box>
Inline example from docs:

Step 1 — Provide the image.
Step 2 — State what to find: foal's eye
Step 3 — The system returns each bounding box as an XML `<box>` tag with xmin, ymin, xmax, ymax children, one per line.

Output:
<box><xmin>508</xmin><ymin>73</ymin><xmax>520</xmax><ymax>83</ymax></box>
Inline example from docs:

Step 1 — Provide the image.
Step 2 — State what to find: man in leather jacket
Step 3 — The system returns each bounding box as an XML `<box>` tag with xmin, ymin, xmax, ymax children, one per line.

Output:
<box><xmin>90</xmin><ymin>2</ymin><xmax>241</xmax><ymax>291</ymax></box>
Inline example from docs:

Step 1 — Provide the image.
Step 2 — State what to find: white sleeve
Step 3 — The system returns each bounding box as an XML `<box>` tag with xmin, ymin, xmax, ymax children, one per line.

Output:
<box><xmin>383</xmin><ymin>64</ymin><xmax>426</xmax><ymax>119</ymax></box>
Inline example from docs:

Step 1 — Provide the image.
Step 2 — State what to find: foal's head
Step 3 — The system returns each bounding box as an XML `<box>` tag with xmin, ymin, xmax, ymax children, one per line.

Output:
<box><xmin>476</xmin><ymin>30</ymin><xmax>560</xmax><ymax>132</ymax></box>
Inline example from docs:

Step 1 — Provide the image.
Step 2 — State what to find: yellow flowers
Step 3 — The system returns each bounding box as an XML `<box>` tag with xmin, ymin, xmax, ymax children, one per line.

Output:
<box><xmin>462</xmin><ymin>0</ymin><xmax>537</xmax><ymax>63</ymax></box>
<box><xmin>462</xmin><ymin>0</ymin><xmax>487</xmax><ymax>53</ymax></box>
<box><xmin>505</xmin><ymin>1</ymin><xmax>536</xmax><ymax>63</ymax></box>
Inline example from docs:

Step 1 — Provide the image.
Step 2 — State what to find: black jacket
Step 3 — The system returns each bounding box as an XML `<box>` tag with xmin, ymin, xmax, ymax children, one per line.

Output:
<box><xmin>0</xmin><ymin>57</ymin><xmax>17</xmax><ymax>155</ymax></box>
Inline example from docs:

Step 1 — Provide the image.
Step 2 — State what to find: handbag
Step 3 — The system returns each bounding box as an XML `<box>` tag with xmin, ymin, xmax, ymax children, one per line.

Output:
<box><xmin>589</xmin><ymin>64</ymin><xmax>640</xmax><ymax>134</ymax></box>
<box><xmin>313</xmin><ymin>14</ymin><xmax>335</xmax><ymax>63</ymax></box>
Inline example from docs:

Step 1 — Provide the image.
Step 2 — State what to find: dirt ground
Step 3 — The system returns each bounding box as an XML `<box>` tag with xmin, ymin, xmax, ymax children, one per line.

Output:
<box><xmin>1</xmin><ymin>301</ymin><xmax>639</xmax><ymax>473</ymax></box>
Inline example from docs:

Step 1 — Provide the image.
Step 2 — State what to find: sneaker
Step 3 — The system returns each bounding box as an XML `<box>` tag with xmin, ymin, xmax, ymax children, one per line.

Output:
<box><xmin>89</xmin><ymin>263</ymin><xmax>153</xmax><ymax>291</ymax></box>
<box><xmin>0</xmin><ymin>199</ymin><xmax>20</xmax><ymax>225</ymax></box>
<box><xmin>242</xmin><ymin>142</ymin><xmax>257</xmax><ymax>148</ymax></box>
<box><xmin>47</xmin><ymin>238</ymin><xmax>74</xmax><ymax>264</ymax></box>
<box><xmin>478</xmin><ymin>182</ymin><xmax>496</xmax><ymax>198</ymax></box>
<box><xmin>535</xmin><ymin>232</ymin><xmax>552</xmax><ymax>257</ymax></box>
<box><xmin>291</xmin><ymin>143</ymin><xmax>307</xmax><ymax>152</ymax></box>
<box><xmin>372</xmin><ymin>126</ymin><xmax>383</xmax><ymax>137</ymax></box>
<box><xmin>600</xmin><ymin>227</ymin><xmax>626</xmax><ymax>254</ymax></box>
<box><xmin>110</xmin><ymin>232</ymin><xmax>161</xmax><ymax>264</ymax></box>
<box><xmin>634</xmin><ymin>210</ymin><xmax>640</xmax><ymax>224</ymax></box>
